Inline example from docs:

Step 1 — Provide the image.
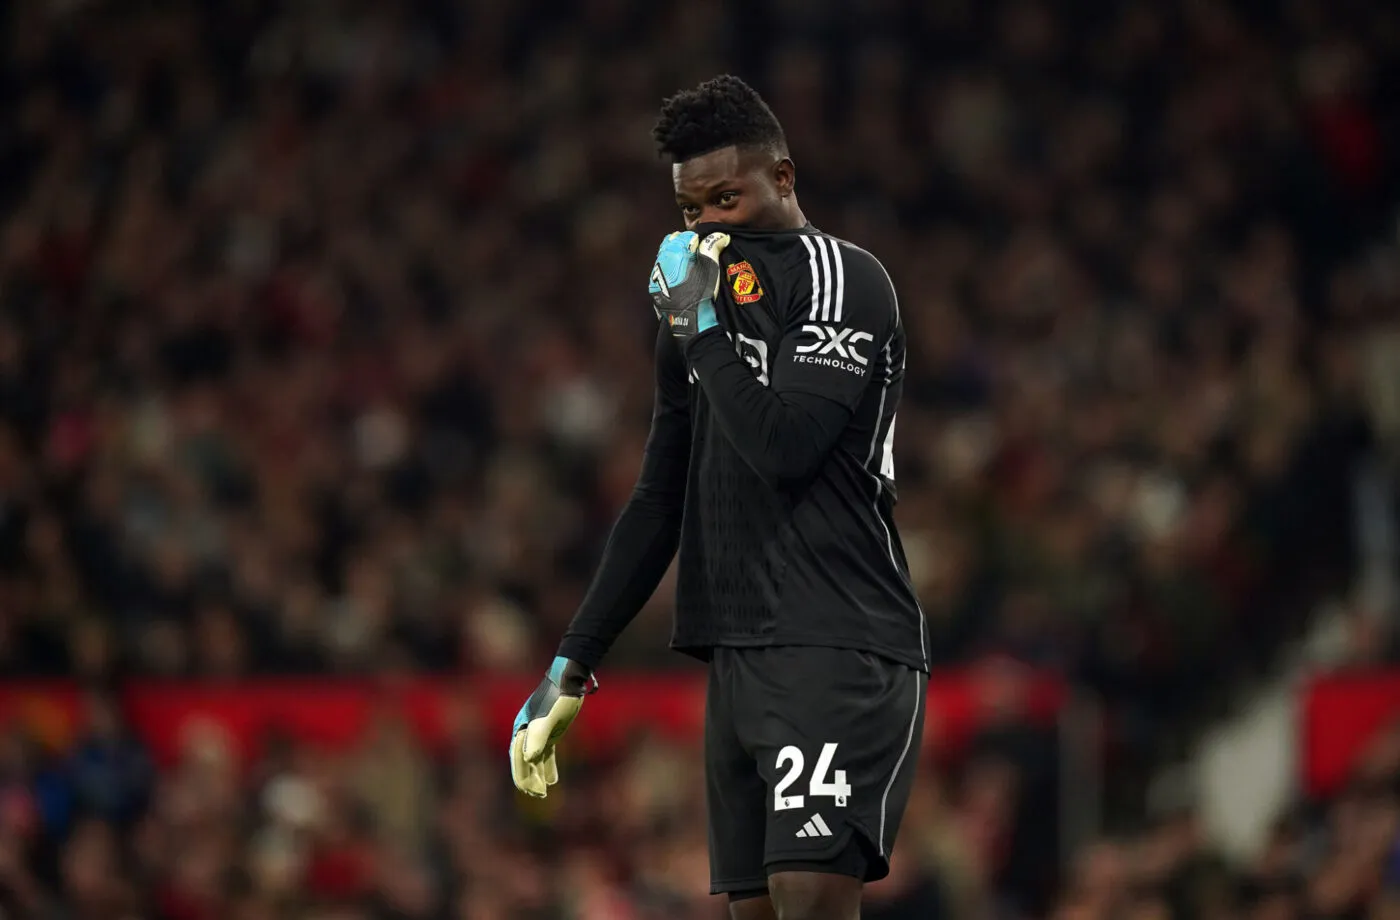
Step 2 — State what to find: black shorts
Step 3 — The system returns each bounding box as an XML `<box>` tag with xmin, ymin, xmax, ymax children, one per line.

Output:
<box><xmin>705</xmin><ymin>645</ymin><xmax>927</xmax><ymax>895</ymax></box>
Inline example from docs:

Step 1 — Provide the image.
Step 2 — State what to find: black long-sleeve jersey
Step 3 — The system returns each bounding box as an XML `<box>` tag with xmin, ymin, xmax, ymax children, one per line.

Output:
<box><xmin>560</xmin><ymin>223</ymin><xmax>928</xmax><ymax>673</ymax></box>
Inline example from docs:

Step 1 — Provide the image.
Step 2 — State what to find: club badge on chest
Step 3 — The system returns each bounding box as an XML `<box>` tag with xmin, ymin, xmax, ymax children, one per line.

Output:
<box><xmin>727</xmin><ymin>261</ymin><xmax>764</xmax><ymax>305</ymax></box>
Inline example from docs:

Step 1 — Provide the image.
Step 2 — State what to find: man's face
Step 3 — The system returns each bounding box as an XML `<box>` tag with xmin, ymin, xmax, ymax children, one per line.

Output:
<box><xmin>672</xmin><ymin>145</ymin><xmax>791</xmax><ymax>231</ymax></box>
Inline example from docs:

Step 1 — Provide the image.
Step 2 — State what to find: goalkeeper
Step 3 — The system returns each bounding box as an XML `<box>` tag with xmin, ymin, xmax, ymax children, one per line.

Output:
<box><xmin>511</xmin><ymin>75</ymin><xmax>927</xmax><ymax>920</ymax></box>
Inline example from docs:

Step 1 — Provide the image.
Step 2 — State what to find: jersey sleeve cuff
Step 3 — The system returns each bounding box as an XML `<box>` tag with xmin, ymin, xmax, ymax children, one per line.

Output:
<box><xmin>555</xmin><ymin>634</ymin><xmax>608</xmax><ymax>672</ymax></box>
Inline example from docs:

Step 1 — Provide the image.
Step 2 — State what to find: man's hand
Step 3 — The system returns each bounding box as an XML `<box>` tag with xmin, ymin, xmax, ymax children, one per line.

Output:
<box><xmin>649</xmin><ymin>230</ymin><xmax>731</xmax><ymax>339</ymax></box>
<box><xmin>509</xmin><ymin>657</ymin><xmax>597</xmax><ymax>798</ymax></box>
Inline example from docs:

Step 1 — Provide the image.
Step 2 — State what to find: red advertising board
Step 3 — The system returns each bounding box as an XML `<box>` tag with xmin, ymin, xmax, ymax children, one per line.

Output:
<box><xmin>1302</xmin><ymin>672</ymin><xmax>1400</xmax><ymax>796</ymax></box>
<box><xmin>0</xmin><ymin>668</ymin><xmax>1065</xmax><ymax>770</ymax></box>
<box><xmin>3</xmin><ymin>667</ymin><xmax>1375</xmax><ymax>792</ymax></box>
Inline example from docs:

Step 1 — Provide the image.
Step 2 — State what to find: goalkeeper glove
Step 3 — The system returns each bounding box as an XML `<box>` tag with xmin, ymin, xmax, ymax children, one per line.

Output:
<box><xmin>648</xmin><ymin>230</ymin><xmax>731</xmax><ymax>339</ymax></box>
<box><xmin>509</xmin><ymin>656</ymin><xmax>597</xmax><ymax>798</ymax></box>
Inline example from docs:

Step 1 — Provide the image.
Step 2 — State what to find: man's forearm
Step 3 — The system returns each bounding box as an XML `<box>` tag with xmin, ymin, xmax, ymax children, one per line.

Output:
<box><xmin>557</xmin><ymin>474</ymin><xmax>684</xmax><ymax>670</ymax></box>
<box><xmin>684</xmin><ymin>330</ymin><xmax>852</xmax><ymax>490</ymax></box>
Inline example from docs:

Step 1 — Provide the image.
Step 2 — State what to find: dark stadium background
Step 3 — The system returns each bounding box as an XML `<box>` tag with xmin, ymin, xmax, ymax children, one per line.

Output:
<box><xmin>0</xmin><ymin>0</ymin><xmax>1399</xmax><ymax>917</ymax></box>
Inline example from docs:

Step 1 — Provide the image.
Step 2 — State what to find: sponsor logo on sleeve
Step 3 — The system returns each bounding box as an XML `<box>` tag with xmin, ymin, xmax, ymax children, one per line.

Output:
<box><xmin>792</xmin><ymin>325</ymin><xmax>873</xmax><ymax>375</ymax></box>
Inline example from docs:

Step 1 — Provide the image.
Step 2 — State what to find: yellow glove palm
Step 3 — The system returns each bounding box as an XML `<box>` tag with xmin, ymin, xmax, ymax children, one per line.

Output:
<box><xmin>509</xmin><ymin>657</ymin><xmax>594</xmax><ymax>798</ymax></box>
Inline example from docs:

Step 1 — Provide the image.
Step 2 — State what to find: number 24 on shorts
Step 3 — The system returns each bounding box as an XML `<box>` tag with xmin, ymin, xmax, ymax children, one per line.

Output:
<box><xmin>774</xmin><ymin>743</ymin><xmax>852</xmax><ymax>811</ymax></box>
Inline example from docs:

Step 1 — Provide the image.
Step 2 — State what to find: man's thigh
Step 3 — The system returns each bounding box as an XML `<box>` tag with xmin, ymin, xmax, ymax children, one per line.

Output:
<box><xmin>705</xmin><ymin>645</ymin><xmax>927</xmax><ymax>899</ymax></box>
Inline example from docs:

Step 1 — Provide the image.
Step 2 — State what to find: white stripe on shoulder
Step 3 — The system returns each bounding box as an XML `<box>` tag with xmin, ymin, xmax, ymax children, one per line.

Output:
<box><xmin>830</xmin><ymin>237</ymin><xmax>846</xmax><ymax>323</ymax></box>
<box><xmin>816</xmin><ymin>236</ymin><xmax>834</xmax><ymax>322</ymax></box>
<box><xmin>800</xmin><ymin>235</ymin><xmax>823</xmax><ymax>322</ymax></box>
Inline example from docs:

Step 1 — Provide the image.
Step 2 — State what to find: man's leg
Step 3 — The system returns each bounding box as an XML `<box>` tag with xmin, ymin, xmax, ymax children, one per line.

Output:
<box><xmin>768</xmin><ymin>872</ymin><xmax>861</xmax><ymax>920</ymax></box>
<box><xmin>759</xmin><ymin>832</ymin><xmax>872</xmax><ymax>919</ymax></box>
<box><xmin>729</xmin><ymin>876</ymin><xmax>862</xmax><ymax>920</ymax></box>
<box><xmin>726</xmin><ymin>868</ymin><xmax>864</xmax><ymax>919</ymax></box>
<box><xmin>730</xmin><ymin>878</ymin><xmax>867</xmax><ymax>920</ymax></box>
<box><xmin>728</xmin><ymin>890</ymin><xmax>778</xmax><ymax>920</ymax></box>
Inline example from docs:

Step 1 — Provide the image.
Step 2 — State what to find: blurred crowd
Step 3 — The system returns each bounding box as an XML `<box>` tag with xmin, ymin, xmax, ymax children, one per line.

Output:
<box><xmin>1042</xmin><ymin>721</ymin><xmax>1400</xmax><ymax>920</ymax></box>
<box><xmin>2</xmin><ymin>0</ymin><xmax>1400</xmax><ymax>916</ymax></box>
<box><xmin>0</xmin><ymin>677</ymin><xmax>1038</xmax><ymax>920</ymax></box>
<box><xmin>2</xmin><ymin>0</ymin><xmax>1399</xmax><ymax>700</ymax></box>
<box><xmin>1</xmin><ymin>674</ymin><xmax>1399</xmax><ymax>920</ymax></box>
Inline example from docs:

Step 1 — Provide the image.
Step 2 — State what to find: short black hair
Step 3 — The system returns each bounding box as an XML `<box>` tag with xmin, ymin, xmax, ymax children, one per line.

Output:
<box><xmin>653</xmin><ymin>75</ymin><xmax>788</xmax><ymax>163</ymax></box>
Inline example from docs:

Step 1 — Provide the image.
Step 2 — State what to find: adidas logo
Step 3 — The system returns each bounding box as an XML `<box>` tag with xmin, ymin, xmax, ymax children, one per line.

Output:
<box><xmin>794</xmin><ymin>814</ymin><xmax>833</xmax><ymax>839</ymax></box>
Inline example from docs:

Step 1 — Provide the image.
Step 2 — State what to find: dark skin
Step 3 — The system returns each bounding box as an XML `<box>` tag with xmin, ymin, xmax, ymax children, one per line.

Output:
<box><xmin>672</xmin><ymin>144</ymin><xmax>862</xmax><ymax>920</ymax></box>
<box><xmin>673</xmin><ymin>144</ymin><xmax>807</xmax><ymax>232</ymax></box>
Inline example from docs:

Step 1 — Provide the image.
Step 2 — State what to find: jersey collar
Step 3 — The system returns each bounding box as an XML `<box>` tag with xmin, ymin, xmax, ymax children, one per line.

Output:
<box><xmin>694</xmin><ymin>221</ymin><xmax>822</xmax><ymax>240</ymax></box>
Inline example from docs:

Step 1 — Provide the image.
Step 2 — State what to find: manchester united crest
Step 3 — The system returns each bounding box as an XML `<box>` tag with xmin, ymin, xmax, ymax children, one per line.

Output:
<box><xmin>727</xmin><ymin>261</ymin><xmax>764</xmax><ymax>305</ymax></box>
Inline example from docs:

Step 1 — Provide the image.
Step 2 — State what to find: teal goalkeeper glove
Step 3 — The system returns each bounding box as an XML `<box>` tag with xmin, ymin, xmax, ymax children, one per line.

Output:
<box><xmin>648</xmin><ymin>230</ymin><xmax>731</xmax><ymax>339</ymax></box>
<box><xmin>509</xmin><ymin>657</ymin><xmax>597</xmax><ymax>798</ymax></box>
